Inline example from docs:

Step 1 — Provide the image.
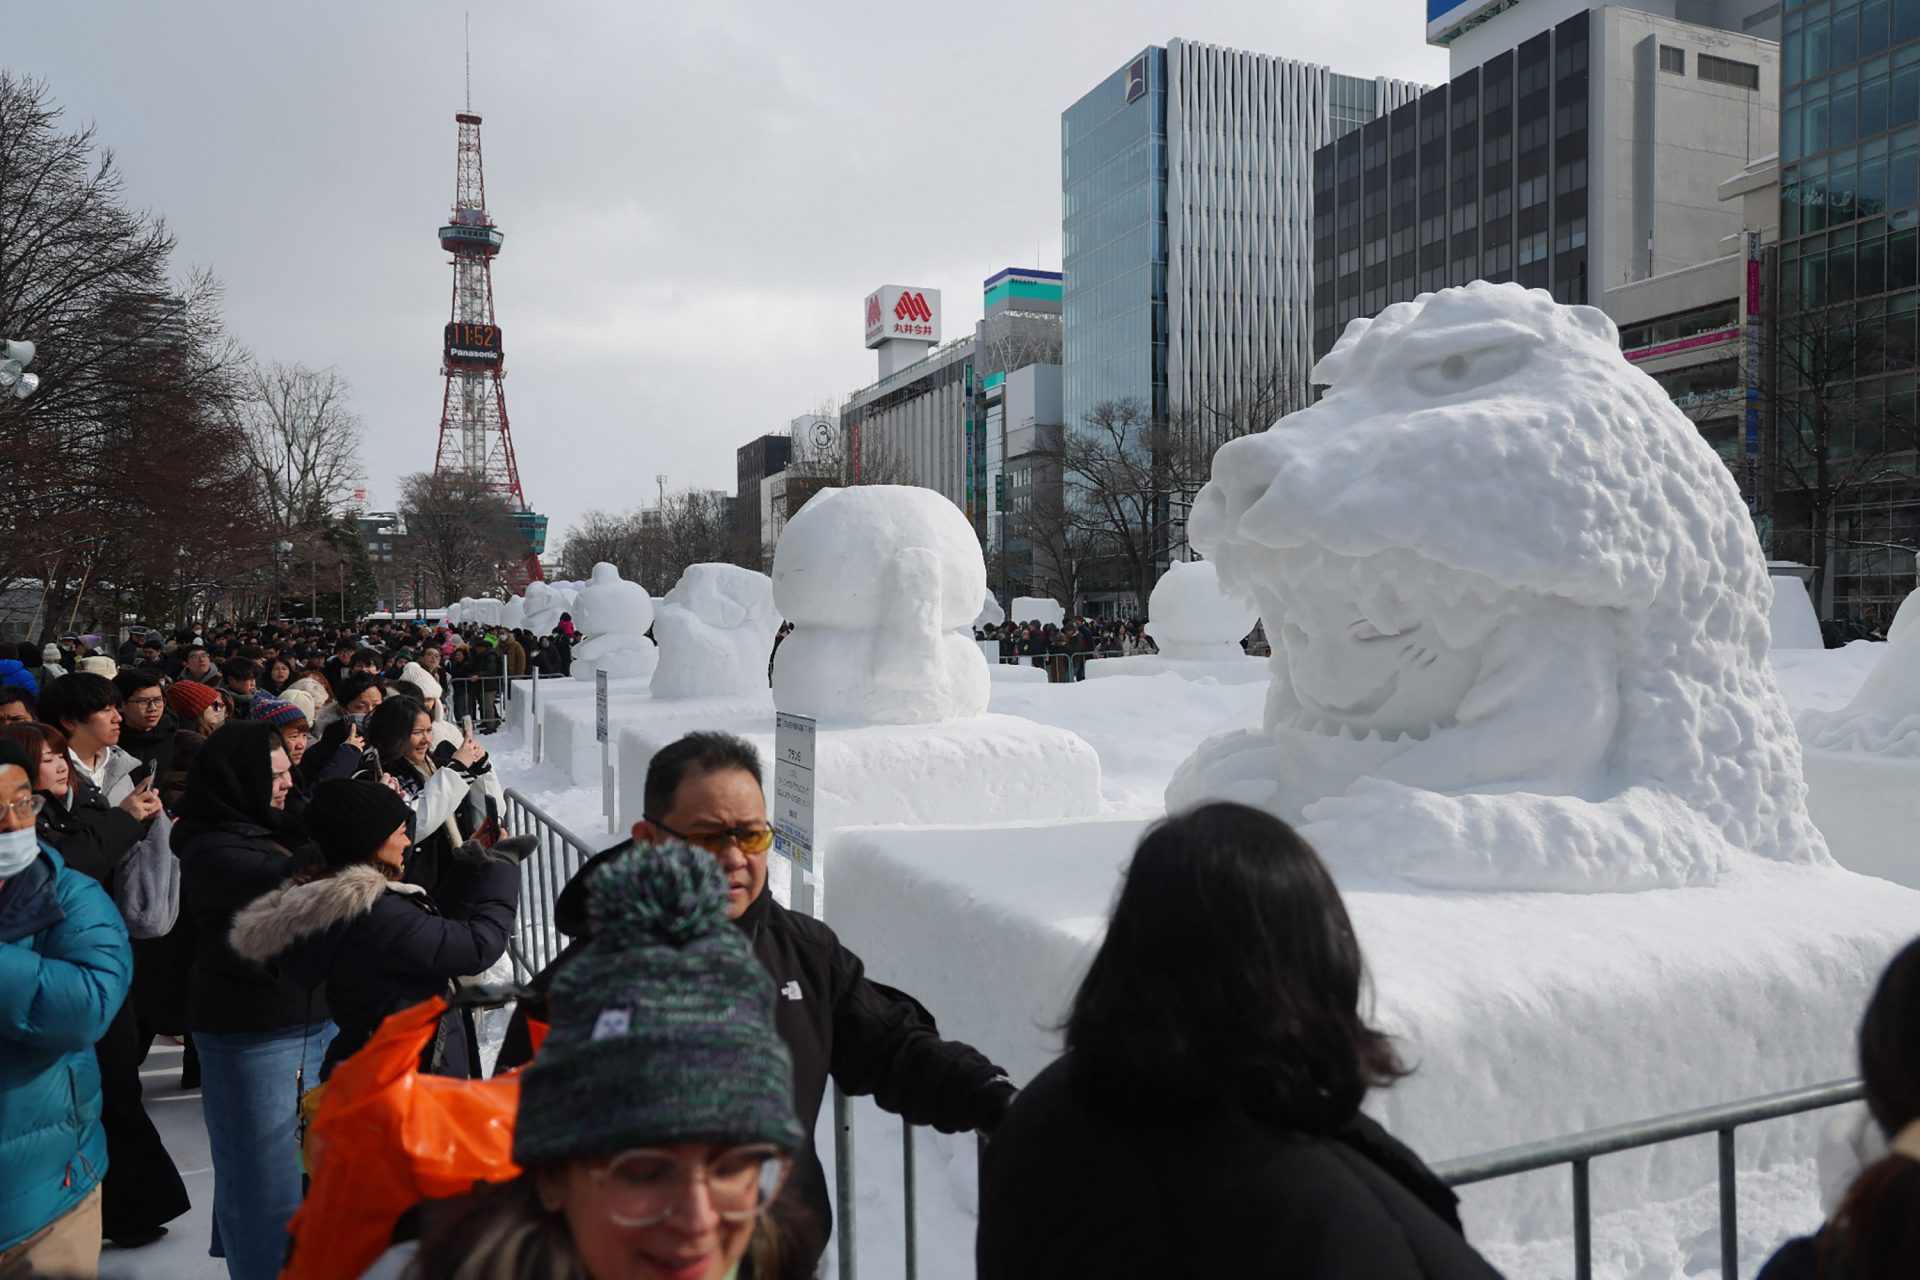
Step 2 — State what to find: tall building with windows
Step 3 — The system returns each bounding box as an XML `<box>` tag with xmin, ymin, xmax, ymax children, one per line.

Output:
<box><xmin>1062</xmin><ymin>42</ymin><xmax>1421</xmax><ymax>439</ymax></box>
<box><xmin>1312</xmin><ymin>8</ymin><xmax>1777</xmax><ymax>358</ymax></box>
<box><xmin>1773</xmin><ymin>0</ymin><xmax>1920</xmax><ymax>621</ymax></box>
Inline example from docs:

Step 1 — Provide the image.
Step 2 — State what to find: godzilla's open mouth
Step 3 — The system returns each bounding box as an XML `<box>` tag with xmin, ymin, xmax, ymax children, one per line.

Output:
<box><xmin>1263</xmin><ymin>545</ymin><xmax>1516</xmax><ymax>744</ymax></box>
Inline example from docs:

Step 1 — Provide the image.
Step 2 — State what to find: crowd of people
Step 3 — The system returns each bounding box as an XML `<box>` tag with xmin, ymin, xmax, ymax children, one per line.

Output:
<box><xmin>1</xmin><ymin>617</ymin><xmax>1917</xmax><ymax>1280</ymax></box>
<box><xmin>974</xmin><ymin>617</ymin><xmax>1163</xmax><ymax>682</ymax></box>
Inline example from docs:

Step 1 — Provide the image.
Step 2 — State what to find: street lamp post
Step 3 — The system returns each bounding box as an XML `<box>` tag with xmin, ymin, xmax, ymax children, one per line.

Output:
<box><xmin>273</xmin><ymin>540</ymin><xmax>293</xmax><ymax>620</ymax></box>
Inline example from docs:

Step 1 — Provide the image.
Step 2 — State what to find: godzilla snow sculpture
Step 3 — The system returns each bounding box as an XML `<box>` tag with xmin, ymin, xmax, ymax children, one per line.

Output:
<box><xmin>569</xmin><ymin>562</ymin><xmax>656</xmax><ymax>681</ymax></box>
<box><xmin>651</xmin><ymin>564</ymin><xmax>781</xmax><ymax>699</ymax></box>
<box><xmin>1165</xmin><ymin>281</ymin><xmax>1827</xmax><ymax>890</ymax></box>
<box><xmin>771</xmin><ymin>485</ymin><xmax>989</xmax><ymax>724</ymax></box>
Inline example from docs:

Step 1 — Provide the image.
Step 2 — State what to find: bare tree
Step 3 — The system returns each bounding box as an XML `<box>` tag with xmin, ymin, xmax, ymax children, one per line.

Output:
<box><xmin>557</xmin><ymin>508</ymin><xmax>649</xmax><ymax>581</ymax></box>
<box><xmin>1063</xmin><ymin>397</ymin><xmax>1209</xmax><ymax>607</ymax></box>
<box><xmin>396</xmin><ymin>470</ymin><xmax>525</xmax><ymax>602</ymax></box>
<box><xmin>1767</xmin><ymin>306</ymin><xmax>1915</xmax><ymax>611</ymax></box>
<box><xmin>232</xmin><ymin>360</ymin><xmax>363</xmax><ymax>530</ymax></box>
<box><xmin>1021</xmin><ymin>478</ymin><xmax>1097</xmax><ymax>612</ymax></box>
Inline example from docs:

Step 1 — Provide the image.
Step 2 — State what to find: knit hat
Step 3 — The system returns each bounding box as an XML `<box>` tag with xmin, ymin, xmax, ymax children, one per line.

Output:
<box><xmin>76</xmin><ymin>655</ymin><xmax>117</xmax><ymax>680</ymax></box>
<box><xmin>251</xmin><ymin>695</ymin><xmax>308</xmax><ymax>729</ymax></box>
<box><xmin>398</xmin><ymin>661</ymin><xmax>442</xmax><ymax>703</ymax></box>
<box><xmin>0</xmin><ymin>739</ymin><xmax>33</xmax><ymax>776</ymax></box>
<box><xmin>305</xmin><ymin>778</ymin><xmax>413</xmax><ymax>869</ymax></box>
<box><xmin>280</xmin><ymin>688</ymin><xmax>320</xmax><ymax>727</ymax></box>
<box><xmin>512</xmin><ymin>841</ymin><xmax>803</xmax><ymax>1165</ymax></box>
<box><xmin>41</xmin><ymin>644</ymin><xmax>60</xmax><ymax>664</ymax></box>
<box><xmin>164</xmin><ymin>680</ymin><xmax>222</xmax><ymax>721</ymax></box>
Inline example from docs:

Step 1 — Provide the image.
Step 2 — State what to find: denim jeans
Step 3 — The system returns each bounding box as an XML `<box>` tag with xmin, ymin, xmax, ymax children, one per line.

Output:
<box><xmin>196</xmin><ymin>1022</ymin><xmax>335</xmax><ymax>1280</ymax></box>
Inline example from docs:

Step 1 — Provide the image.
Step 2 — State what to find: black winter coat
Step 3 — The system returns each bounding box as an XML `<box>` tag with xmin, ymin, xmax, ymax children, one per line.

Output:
<box><xmin>174</xmin><ymin>818</ymin><xmax>327</xmax><ymax>1033</ymax></box>
<box><xmin>118</xmin><ymin>713</ymin><xmax>179</xmax><ymax>782</ymax></box>
<box><xmin>976</xmin><ymin>1057</ymin><xmax>1504</xmax><ymax>1280</ymax></box>
<box><xmin>505</xmin><ymin>854</ymin><xmax>1016</xmax><ymax>1266</ymax></box>
<box><xmin>37</xmin><ymin>777</ymin><xmax>144</xmax><ymax>884</ymax></box>
<box><xmin>229</xmin><ymin>858</ymin><xmax>518</xmax><ymax>1080</ymax></box>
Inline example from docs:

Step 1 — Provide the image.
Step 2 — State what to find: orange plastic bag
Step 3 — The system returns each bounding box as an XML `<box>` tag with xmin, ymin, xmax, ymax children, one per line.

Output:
<box><xmin>279</xmin><ymin>996</ymin><xmax>542</xmax><ymax>1280</ymax></box>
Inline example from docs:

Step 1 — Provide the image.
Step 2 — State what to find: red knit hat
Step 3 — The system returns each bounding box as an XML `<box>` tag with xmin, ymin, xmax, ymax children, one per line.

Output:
<box><xmin>164</xmin><ymin>680</ymin><xmax>222</xmax><ymax>721</ymax></box>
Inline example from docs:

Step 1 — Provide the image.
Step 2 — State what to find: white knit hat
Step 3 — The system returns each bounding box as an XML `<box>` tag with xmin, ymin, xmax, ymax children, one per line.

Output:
<box><xmin>280</xmin><ymin>688</ymin><xmax>320</xmax><ymax>727</ymax></box>
<box><xmin>398</xmin><ymin>661</ymin><xmax>443</xmax><ymax>703</ymax></box>
<box><xmin>76</xmin><ymin>655</ymin><xmax>117</xmax><ymax>680</ymax></box>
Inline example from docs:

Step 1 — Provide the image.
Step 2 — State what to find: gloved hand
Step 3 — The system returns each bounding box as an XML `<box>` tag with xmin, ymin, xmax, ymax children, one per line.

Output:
<box><xmin>450</xmin><ymin>838</ymin><xmax>494</xmax><ymax>868</ymax></box>
<box><xmin>974</xmin><ymin>1075</ymin><xmax>1019</xmax><ymax>1134</ymax></box>
<box><xmin>489</xmin><ymin>834</ymin><xmax>539</xmax><ymax>864</ymax></box>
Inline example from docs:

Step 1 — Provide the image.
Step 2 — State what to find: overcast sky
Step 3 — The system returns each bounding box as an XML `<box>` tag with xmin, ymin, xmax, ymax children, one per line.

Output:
<box><xmin>11</xmin><ymin>1</ymin><xmax>1448</xmax><ymax>546</ymax></box>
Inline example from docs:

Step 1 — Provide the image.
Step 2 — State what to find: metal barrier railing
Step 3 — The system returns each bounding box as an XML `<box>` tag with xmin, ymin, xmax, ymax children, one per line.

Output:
<box><xmin>1434</xmin><ymin>1077</ymin><xmax>1865</xmax><ymax>1280</ymax></box>
<box><xmin>500</xmin><ymin>787</ymin><xmax>599</xmax><ymax>979</ymax></box>
<box><xmin>830</xmin><ymin>1083</ymin><xmax>983</xmax><ymax>1280</ymax></box>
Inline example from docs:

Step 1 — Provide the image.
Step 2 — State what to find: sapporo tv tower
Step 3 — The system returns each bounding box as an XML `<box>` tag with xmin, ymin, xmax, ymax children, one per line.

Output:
<box><xmin>432</xmin><ymin>80</ymin><xmax>546</xmax><ymax>583</ymax></box>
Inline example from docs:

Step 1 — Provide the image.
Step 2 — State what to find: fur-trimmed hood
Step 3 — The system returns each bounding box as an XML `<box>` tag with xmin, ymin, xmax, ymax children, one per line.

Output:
<box><xmin>230</xmin><ymin>863</ymin><xmax>428</xmax><ymax>971</ymax></box>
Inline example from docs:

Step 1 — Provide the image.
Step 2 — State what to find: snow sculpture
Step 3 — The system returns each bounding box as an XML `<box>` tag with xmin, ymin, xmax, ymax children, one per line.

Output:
<box><xmin>1166</xmin><ymin>281</ymin><xmax>1826</xmax><ymax>891</ymax></box>
<box><xmin>569</xmin><ymin>562</ymin><xmax>656</xmax><ymax>681</ymax></box>
<box><xmin>499</xmin><ymin>594</ymin><xmax>526</xmax><ymax>631</ymax></box>
<box><xmin>1798</xmin><ymin>592</ymin><xmax>1920</xmax><ymax>754</ymax></box>
<box><xmin>974</xmin><ymin>594</ymin><xmax>1006</xmax><ymax>629</ymax></box>
<box><xmin>1144</xmin><ymin>562</ymin><xmax>1257</xmax><ymax>660</ymax></box>
<box><xmin>460</xmin><ymin>597</ymin><xmax>502</xmax><ymax>627</ymax></box>
<box><xmin>1010</xmin><ymin>596</ymin><xmax>1064</xmax><ymax>627</ymax></box>
<box><xmin>651</xmin><ymin>564</ymin><xmax>780</xmax><ymax>699</ymax></box>
<box><xmin>771</xmin><ymin>486</ymin><xmax>988</xmax><ymax>724</ymax></box>
<box><xmin>522</xmin><ymin>579</ymin><xmax>577</xmax><ymax>636</ymax></box>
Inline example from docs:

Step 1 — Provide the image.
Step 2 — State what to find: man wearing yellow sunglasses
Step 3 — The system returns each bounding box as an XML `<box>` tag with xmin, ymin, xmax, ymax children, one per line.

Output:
<box><xmin>516</xmin><ymin>730</ymin><xmax>1017</xmax><ymax>1272</ymax></box>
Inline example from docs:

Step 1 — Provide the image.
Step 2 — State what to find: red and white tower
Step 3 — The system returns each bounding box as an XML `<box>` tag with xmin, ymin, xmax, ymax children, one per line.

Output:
<box><xmin>433</xmin><ymin>109</ymin><xmax>546</xmax><ymax>580</ymax></box>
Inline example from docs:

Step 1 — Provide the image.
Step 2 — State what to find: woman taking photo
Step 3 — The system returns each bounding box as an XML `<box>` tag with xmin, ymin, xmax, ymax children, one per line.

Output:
<box><xmin>174</xmin><ymin>722</ymin><xmax>334</xmax><ymax>1280</ymax></box>
<box><xmin>394</xmin><ymin>840</ymin><xmax>810</xmax><ymax>1280</ymax></box>
<box><xmin>229</xmin><ymin>777</ymin><xmax>521</xmax><ymax>1081</ymax></box>
<box><xmin>976</xmin><ymin>802</ymin><xmax>1500</xmax><ymax>1279</ymax></box>
<box><xmin>362</xmin><ymin>694</ymin><xmax>491</xmax><ymax>894</ymax></box>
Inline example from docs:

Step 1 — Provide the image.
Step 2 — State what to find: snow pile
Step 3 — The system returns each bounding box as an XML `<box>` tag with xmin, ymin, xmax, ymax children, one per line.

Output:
<box><xmin>1167</xmin><ymin>282</ymin><xmax>1825</xmax><ymax>891</ymax></box>
<box><xmin>1143</xmin><ymin>561</ymin><xmax>1257</xmax><ymax>658</ymax></box>
<box><xmin>568</xmin><ymin>562</ymin><xmax>657</xmax><ymax>681</ymax></box>
<box><xmin>651</xmin><ymin>564</ymin><xmax>780</xmax><ymax>699</ymax></box>
<box><xmin>1798</xmin><ymin>592</ymin><xmax>1920</xmax><ymax>754</ymax></box>
<box><xmin>1009</xmin><ymin>596</ymin><xmax>1064</xmax><ymax>627</ymax></box>
<box><xmin>499</xmin><ymin>594</ymin><xmax>526</xmax><ymax>630</ymax></box>
<box><xmin>974</xmin><ymin>593</ymin><xmax>1006</xmax><ymax>629</ymax></box>
<box><xmin>1768</xmin><ymin>570</ymin><xmax>1823</xmax><ymax>650</ymax></box>
<box><xmin>771</xmin><ymin>486</ymin><xmax>988</xmax><ymax>724</ymax></box>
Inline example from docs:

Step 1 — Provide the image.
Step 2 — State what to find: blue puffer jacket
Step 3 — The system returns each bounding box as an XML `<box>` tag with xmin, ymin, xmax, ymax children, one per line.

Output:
<box><xmin>0</xmin><ymin>840</ymin><xmax>133</xmax><ymax>1249</ymax></box>
<box><xmin>0</xmin><ymin>660</ymin><xmax>35</xmax><ymax>694</ymax></box>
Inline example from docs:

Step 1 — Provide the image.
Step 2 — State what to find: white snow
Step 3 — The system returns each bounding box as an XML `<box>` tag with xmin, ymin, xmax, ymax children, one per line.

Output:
<box><xmin>973</xmin><ymin>593</ymin><xmax>1005</xmax><ymax>628</ymax></box>
<box><xmin>521</xmin><ymin>578</ymin><xmax>578</xmax><ymax>635</ymax></box>
<box><xmin>1142</xmin><ymin>560</ymin><xmax>1257</xmax><ymax>659</ymax></box>
<box><xmin>1798</xmin><ymin>591</ymin><xmax>1920</xmax><ymax>755</ymax></box>
<box><xmin>1168</xmin><ymin>282</ymin><xmax>1826</xmax><ymax>891</ymax></box>
<box><xmin>1768</xmin><ymin>571</ymin><xmax>1823</xmax><ymax>649</ymax></box>
<box><xmin>568</xmin><ymin>561</ymin><xmax>657</xmax><ymax>680</ymax></box>
<box><xmin>1008</xmin><ymin>596</ymin><xmax>1064</xmax><ymax>626</ymax></box>
<box><xmin>771</xmin><ymin>486</ymin><xmax>988</xmax><ymax>725</ymax></box>
<box><xmin>651</xmin><ymin>563</ymin><xmax>780</xmax><ymax>699</ymax></box>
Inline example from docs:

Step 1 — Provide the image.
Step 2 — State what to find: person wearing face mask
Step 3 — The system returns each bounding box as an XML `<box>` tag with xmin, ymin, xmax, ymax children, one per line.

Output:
<box><xmin>228</xmin><ymin>778</ymin><xmax>521</xmax><ymax>1084</ymax></box>
<box><xmin>173</xmin><ymin>723</ymin><xmax>335</xmax><ymax>1280</ymax></box>
<box><xmin>0</xmin><ymin>738</ymin><xmax>132</xmax><ymax>1277</ymax></box>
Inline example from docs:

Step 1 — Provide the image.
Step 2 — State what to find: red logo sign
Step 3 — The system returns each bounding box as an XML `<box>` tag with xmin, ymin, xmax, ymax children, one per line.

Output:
<box><xmin>894</xmin><ymin>292</ymin><xmax>933</xmax><ymax>323</ymax></box>
<box><xmin>866</xmin><ymin>295</ymin><xmax>882</xmax><ymax>328</ymax></box>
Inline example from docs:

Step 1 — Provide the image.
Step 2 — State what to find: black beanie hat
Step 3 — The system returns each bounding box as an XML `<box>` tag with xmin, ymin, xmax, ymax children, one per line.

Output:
<box><xmin>306</xmin><ymin>778</ymin><xmax>414</xmax><ymax>869</ymax></box>
<box><xmin>0</xmin><ymin>740</ymin><xmax>33</xmax><ymax>776</ymax></box>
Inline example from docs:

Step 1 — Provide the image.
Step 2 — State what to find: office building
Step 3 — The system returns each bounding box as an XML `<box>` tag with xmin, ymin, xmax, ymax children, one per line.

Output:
<box><xmin>1431</xmin><ymin>0</ymin><xmax>1782</xmax><ymax>70</ymax></box>
<box><xmin>733</xmin><ymin>433</ymin><xmax>792</xmax><ymax>555</ymax></box>
<box><xmin>1772</xmin><ymin>0</ymin><xmax>1920</xmax><ymax>621</ymax></box>
<box><xmin>1312</xmin><ymin>7</ymin><xmax>1777</xmax><ymax>358</ymax></box>
<box><xmin>1062</xmin><ymin>42</ymin><xmax>1422</xmax><ymax>442</ymax></box>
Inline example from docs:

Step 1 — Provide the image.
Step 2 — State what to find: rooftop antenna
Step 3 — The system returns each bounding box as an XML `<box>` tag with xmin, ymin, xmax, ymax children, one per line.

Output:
<box><xmin>464</xmin><ymin>12</ymin><xmax>472</xmax><ymax>113</ymax></box>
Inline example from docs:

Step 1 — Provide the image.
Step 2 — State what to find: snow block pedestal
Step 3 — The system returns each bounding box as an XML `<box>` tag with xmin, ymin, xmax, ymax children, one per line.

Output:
<box><xmin>1801</xmin><ymin>747</ymin><xmax>1920</xmax><ymax>888</ymax></box>
<box><xmin>1083</xmin><ymin>654</ymin><xmax>1269</xmax><ymax>684</ymax></box>
<box><xmin>827</xmin><ymin>821</ymin><xmax>1920</xmax><ymax>1257</ymax></box>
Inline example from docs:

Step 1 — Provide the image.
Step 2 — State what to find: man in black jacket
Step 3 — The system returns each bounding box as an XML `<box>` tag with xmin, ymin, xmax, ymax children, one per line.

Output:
<box><xmin>519</xmin><ymin>730</ymin><xmax>1017</xmax><ymax>1267</ymax></box>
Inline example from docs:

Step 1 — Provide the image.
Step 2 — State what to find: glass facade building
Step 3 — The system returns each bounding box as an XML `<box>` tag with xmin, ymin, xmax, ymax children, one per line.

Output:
<box><xmin>1776</xmin><ymin>0</ymin><xmax>1920</xmax><ymax>622</ymax></box>
<box><xmin>1062</xmin><ymin>48</ymin><xmax>1168</xmax><ymax>435</ymax></box>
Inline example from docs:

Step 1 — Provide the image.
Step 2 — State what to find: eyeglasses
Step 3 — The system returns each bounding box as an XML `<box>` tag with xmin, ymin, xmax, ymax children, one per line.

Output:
<box><xmin>125</xmin><ymin>696</ymin><xmax>165</xmax><ymax>710</ymax></box>
<box><xmin>3</xmin><ymin>794</ymin><xmax>47</xmax><ymax>820</ymax></box>
<box><xmin>589</xmin><ymin>1145</ymin><xmax>790</xmax><ymax>1227</ymax></box>
<box><xmin>651</xmin><ymin>820</ymin><xmax>775</xmax><ymax>857</ymax></box>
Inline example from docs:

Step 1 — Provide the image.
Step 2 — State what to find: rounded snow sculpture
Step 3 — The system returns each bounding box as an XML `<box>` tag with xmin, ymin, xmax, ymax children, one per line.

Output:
<box><xmin>1166</xmin><ymin>281</ymin><xmax>1827</xmax><ymax>891</ymax></box>
<box><xmin>974</xmin><ymin>594</ymin><xmax>1006</xmax><ymax>629</ymax></box>
<box><xmin>1798</xmin><ymin>591</ymin><xmax>1920</xmax><ymax>754</ymax></box>
<box><xmin>1010</xmin><ymin>596</ymin><xmax>1064</xmax><ymax>627</ymax></box>
<box><xmin>651</xmin><ymin>564</ymin><xmax>780</xmax><ymax>699</ymax></box>
<box><xmin>1144</xmin><ymin>562</ymin><xmax>1257</xmax><ymax>660</ymax></box>
<box><xmin>522</xmin><ymin>578</ymin><xmax>577</xmax><ymax>636</ymax></box>
<box><xmin>499</xmin><ymin>594</ymin><xmax>526</xmax><ymax>631</ymax></box>
<box><xmin>771</xmin><ymin>486</ymin><xmax>988</xmax><ymax>724</ymax></box>
<box><xmin>569</xmin><ymin>562</ymin><xmax>656</xmax><ymax>681</ymax></box>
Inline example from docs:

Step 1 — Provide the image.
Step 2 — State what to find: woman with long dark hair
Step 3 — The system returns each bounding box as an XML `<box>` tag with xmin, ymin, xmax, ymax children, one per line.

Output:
<box><xmin>174</xmin><ymin>722</ymin><xmax>335</xmax><ymax>1280</ymax></box>
<box><xmin>1760</xmin><ymin>936</ymin><xmax>1920</xmax><ymax>1278</ymax></box>
<box><xmin>362</xmin><ymin>693</ymin><xmax>490</xmax><ymax>894</ymax></box>
<box><xmin>976</xmin><ymin>802</ymin><xmax>1500</xmax><ymax>1278</ymax></box>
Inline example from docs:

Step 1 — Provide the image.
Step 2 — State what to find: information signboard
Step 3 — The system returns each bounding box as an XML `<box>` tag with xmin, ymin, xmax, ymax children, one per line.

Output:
<box><xmin>773</xmin><ymin>712</ymin><xmax>816</xmax><ymax>874</ymax></box>
<box><xmin>595</xmin><ymin>670</ymin><xmax>609</xmax><ymax>744</ymax></box>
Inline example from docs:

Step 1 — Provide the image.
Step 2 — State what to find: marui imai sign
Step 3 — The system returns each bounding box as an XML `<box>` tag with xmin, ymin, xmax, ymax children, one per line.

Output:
<box><xmin>863</xmin><ymin>285</ymin><xmax>941</xmax><ymax>348</ymax></box>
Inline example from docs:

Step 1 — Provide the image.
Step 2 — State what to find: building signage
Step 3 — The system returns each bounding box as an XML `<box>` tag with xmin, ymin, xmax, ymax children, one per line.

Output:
<box><xmin>1427</xmin><ymin>0</ymin><xmax>1505</xmax><ymax>41</ymax></box>
<box><xmin>1125</xmin><ymin>55</ymin><xmax>1148</xmax><ymax>103</ymax></box>
<box><xmin>1624</xmin><ymin>327</ymin><xmax>1741</xmax><ymax>364</ymax></box>
<box><xmin>444</xmin><ymin>322</ymin><xmax>503</xmax><ymax>370</ymax></box>
<box><xmin>863</xmin><ymin>285</ymin><xmax>942</xmax><ymax>348</ymax></box>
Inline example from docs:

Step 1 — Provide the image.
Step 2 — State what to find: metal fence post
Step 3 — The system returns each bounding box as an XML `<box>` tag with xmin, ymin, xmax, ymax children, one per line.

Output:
<box><xmin>1719</xmin><ymin>1128</ymin><xmax>1738</xmax><ymax>1280</ymax></box>
<box><xmin>834</xmin><ymin>1086</ymin><xmax>857</xmax><ymax>1280</ymax></box>
<box><xmin>1572</xmin><ymin>1158</ymin><xmax>1591</xmax><ymax>1280</ymax></box>
<box><xmin>901</xmin><ymin>1120</ymin><xmax>917</xmax><ymax>1280</ymax></box>
<box><xmin>530</xmin><ymin>666</ymin><xmax>542</xmax><ymax>763</ymax></box>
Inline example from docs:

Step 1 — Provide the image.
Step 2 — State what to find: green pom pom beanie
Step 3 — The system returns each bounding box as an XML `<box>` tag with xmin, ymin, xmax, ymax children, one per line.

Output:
<box><xmin>512</xmin><ymin>839</ymin><xmax>804</xmax><ymax>1165</ymax></box>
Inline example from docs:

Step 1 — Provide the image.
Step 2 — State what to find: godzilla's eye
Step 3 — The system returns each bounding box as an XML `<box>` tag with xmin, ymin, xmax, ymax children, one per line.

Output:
<box><xmin>1408</xmin><ymin>344</ymin><xmax>1526</xmax><ymax>396</ymax></box>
